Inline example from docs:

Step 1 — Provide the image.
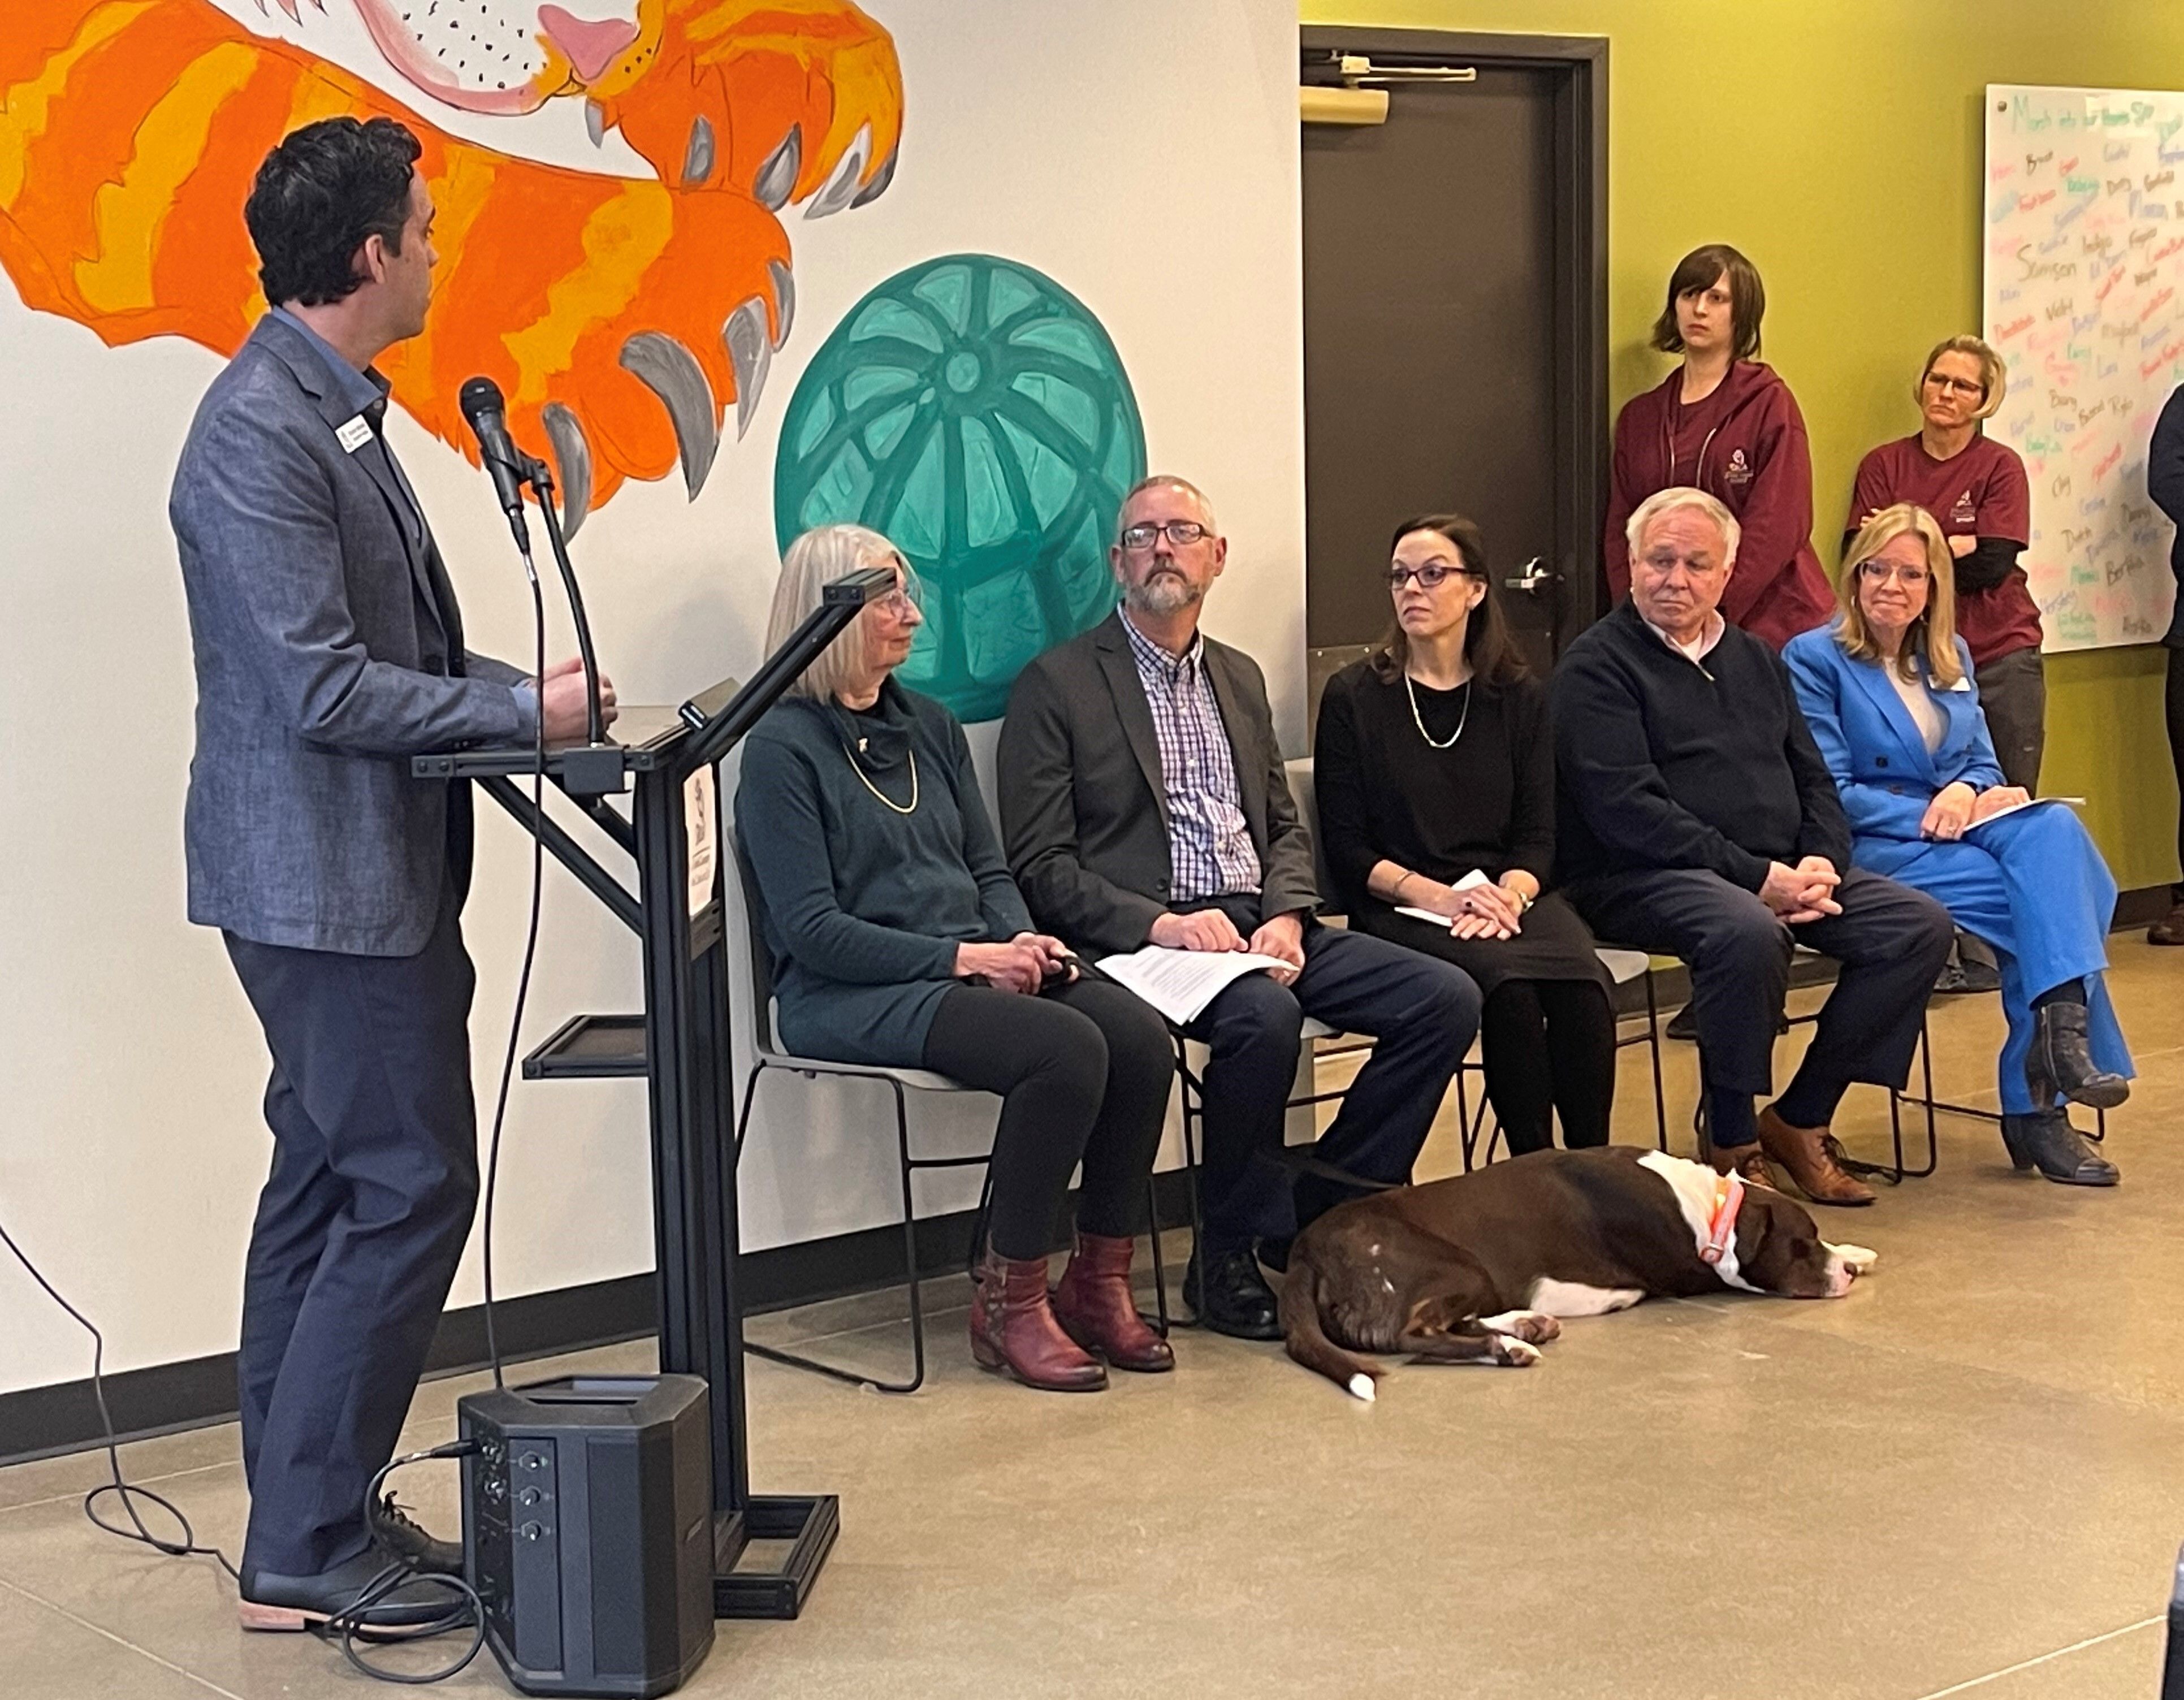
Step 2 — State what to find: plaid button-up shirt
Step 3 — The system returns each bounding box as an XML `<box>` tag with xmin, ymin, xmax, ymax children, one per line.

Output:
<box><xmin>1120</xmin><ymin>609</ymin><xmax>1263</xmax><ymax>902</ymax></box>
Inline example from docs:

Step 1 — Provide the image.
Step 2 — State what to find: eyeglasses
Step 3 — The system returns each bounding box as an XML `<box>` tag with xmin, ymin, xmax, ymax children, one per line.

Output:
<box><xmin>1923</xmin><ymin>373</ymin><xmax>1985</xmax><ymax>398</ymax></box>
<box><xmin>1384</xmin><ymin>563</ymin><xmax>1478</xmax><ymax>590</ymax></box>
<box><xmin>1119</xmin><ymin>520</ymin><xmax>1210</xmax><ymax>551</ymax></box>
<box><xmin>1857</xmin><ymin>560</ymin><xmax>1930</xmax><ymax>587</ymax></box>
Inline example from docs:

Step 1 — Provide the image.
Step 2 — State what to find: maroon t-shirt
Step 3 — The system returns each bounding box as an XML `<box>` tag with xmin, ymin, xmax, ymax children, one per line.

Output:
<box><xmin>1846</xmin><ymin>434</ymin><xmax>2040</xmax><ymax>665</ymax></box>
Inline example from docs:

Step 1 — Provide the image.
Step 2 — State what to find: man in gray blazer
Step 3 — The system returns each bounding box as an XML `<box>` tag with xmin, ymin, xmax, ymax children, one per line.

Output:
<box><xmin>998</xmin><ymin>476</ymin><xmax>1478</xmax><ymax>1339</ymax></box>
<box><xmin>170</xmin><ymin>117</ymin><xmax>611</xmax><ymax>1629</ymax></box>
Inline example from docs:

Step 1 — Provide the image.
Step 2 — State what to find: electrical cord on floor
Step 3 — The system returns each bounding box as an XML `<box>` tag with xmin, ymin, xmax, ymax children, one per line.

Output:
<box><xmin>0</xmin><ymin>1212</ymin><xmax>241</xmax><ymax>1583</ymax></box>
<box><xmin>325</xmin><ymin>1444</ymin><xmax>487</xmax><ymax>1685</ymax></box>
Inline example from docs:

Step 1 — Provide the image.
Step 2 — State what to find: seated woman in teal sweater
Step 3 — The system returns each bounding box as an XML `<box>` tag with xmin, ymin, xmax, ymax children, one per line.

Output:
<box><xmin>1784</xmin><ymin>503</ymin><xmax>2131</xmax><ymax>1187</ymax></box>
<box><xmin>736</xmin><ymin>525</ymin><xmax>1175</xmax><ymax>1393</ymax></box>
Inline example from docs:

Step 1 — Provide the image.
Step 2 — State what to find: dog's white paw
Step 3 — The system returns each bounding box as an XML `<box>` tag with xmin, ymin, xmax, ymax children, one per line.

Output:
<box><xmin>1491</xmin><ymin>1336</ymin><xmax>1541</xmax><ymax>1368</ymax></box>
<box><xmin>1347</xmin><ymin>1373</ymin><xmax>1377</xmax><ymax>1403</ymax></box>
<box><xmin>1480</xmin><ymin>1309</ymin><xmax>1561</xmax><ymax>1344</ymax></box>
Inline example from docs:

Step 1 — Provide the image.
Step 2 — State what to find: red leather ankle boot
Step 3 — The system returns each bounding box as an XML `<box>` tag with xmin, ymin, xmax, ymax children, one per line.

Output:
<box><xmin>1051</xmin><ymin>1231</ymin><xmax>1174</xmax><ymax>1372</ymax></box>
<box><xmin>970</xmin><ymin>1248</ymin><xmax>1108</xmax><ymax>1392</ymax></box>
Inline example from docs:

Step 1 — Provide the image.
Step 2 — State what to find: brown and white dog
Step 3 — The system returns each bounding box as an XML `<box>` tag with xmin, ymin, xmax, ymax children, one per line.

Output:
<box><xmin>1279</xmin><ymin>1147</ymin><xmax>1877</xmax><ymax>1400</ymax></box>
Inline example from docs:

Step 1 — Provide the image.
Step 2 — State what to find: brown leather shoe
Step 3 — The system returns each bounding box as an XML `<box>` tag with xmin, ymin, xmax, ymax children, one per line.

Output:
<box><xmin>1051</xmin><ymin>1232</ymin><xmax>1174</xmax><ymax>1372</ymax></box>
<box><xmin>1708</xmin><ymin>1141</ymin><xmax>1777</xmax><ymax>1188</ymax></box>
<box><xmin>970</xmin><ymin>1248</ymin><xmax>1107</xmax><ymax>1392</ymax></box>
<box><xmin>2150</xmin><ymin>902</ymin><xmax>2184</xmax><ymax>945</ymax></box>
<box><xmin>1757</xmin><ymin>1107</ymin><xmax>1875</xmax><ymax>1206</ymax></box>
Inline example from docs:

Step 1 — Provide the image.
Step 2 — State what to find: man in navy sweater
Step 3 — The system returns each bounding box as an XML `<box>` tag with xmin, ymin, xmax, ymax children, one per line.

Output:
<box><xmin>1554</xmin><ymin>487</ymin><xmax>1952</xmax><ymax>1204</ymax></box>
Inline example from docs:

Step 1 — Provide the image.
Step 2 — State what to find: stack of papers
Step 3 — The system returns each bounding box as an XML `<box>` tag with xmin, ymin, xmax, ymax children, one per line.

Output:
<box><xmin>1096</xmin><ymin>945</ymin><xmax>1294</xmax><ymax>1024</ymax></box>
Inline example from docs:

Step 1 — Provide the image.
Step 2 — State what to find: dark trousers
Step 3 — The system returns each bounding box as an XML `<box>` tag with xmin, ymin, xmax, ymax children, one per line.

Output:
<box><xmin>223</xmin><ymin>893</ymin><xmax>481</xmax><ymax>1578</ymax></box>
<box><xmin>1573</xmin><ymin>866</ymin><xmax>1952</xmax><ymax>1141</ymax></box>
<box><xmin>1478</xmin><ymin>979</ymin><xmax>1618</xmax><ymax>1153</ymax></box>
<box><xmin>1974</xmin><ymin>645</ymin><xmax>2046</xmax><ymax>794</ymax></box>
<box><xmin>2169</xmin><ymin>646</ymin><xmax>2184</xmax><ymax>902</ymax></box>
<box><xmin>1178</xmin><ymin>897</ymin><xmax>1479</xmax><ymax>1249</ymax></box>
<box><xmin>922</xmin><ymin>976</ymin><xmax>1175</xmax><ymax>1260</ymax></box>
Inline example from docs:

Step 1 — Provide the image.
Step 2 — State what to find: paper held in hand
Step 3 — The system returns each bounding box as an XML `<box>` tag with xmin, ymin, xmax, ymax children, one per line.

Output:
<box><xmin>1096</xmin><ymin>945</ymin><xmax>1295</xmax><ymax>1024</ymax></box>
<box><xmin>1393</xmin><ymin>869</ymin><xmax>1491</xmax><ymax>933</ymax></box>
<box><xmin>1966</xmin><ymin>795</ymin><xmax>2084</xmax><ymax>830</ymax></box>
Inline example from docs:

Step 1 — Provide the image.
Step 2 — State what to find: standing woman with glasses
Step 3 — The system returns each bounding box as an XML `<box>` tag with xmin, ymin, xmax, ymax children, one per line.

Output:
<box><xmin>1313</xmin><ymin>514</ymin><xmax>1617</xmax><ymax>1153</ymax></box>
<box><xmin>737</xmin><ymin>524</ymin><xmax>1178</xmax><ymax>1391</ymax></box>
<box><xmin>1846</xmin><ymin>337</ymin><xmax>2042</xmax><ymax>791</ymax></box>
<box><xmin>1603</xmin><ymin>243</ymin><xmax>1833</xmax><ymax>649</ymax></box>
<box><xmin>1784</xmin><ymin>505</ymin><xmax>2131</xmax><ymax>1187</ymax></box>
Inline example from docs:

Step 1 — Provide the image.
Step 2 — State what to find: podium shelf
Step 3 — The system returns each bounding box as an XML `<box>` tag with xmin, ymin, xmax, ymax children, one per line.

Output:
<box><xmin>522</xmin><ymin>1013</ymin><xmax>648</xmax><ymax>1080</ymax></box>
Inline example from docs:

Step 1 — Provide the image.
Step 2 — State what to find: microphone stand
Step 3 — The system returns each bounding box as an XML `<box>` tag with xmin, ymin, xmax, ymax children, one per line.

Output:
<box><xmin>518</xmin><ymin>454</ymin><xmax>624</xmax><ymax>796</ymax></box>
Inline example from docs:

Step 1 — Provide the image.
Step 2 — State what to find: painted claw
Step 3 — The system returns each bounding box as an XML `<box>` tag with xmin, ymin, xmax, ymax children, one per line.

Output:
<box><xmin>682</xmin><ymin>115</ymin><xmax>715</xmax><ymax>188</ymax></box>
<box><xmin>767</xmin><ymin>258</ymin><xmax>794</xmax><ymax>349</ymax></box>
<box><xmin>849</xmin><ymin>145</ymin><xmax>898</xmax><ymax>209</ymax></box>
<box><xmin>585</xmin><ymin>99</ymin><xmax>607</xmax><ymax>148</ymax></box>
<box><xmin>722</xmin><ymin>297</ymin><xmax>771</xmax><ymax>440</ymax></box>
<box><xmin>753</xmin><ymin>126</ymin><xmax>801</xmax><ymax>212</ymax></box>
<box><xmin>541</xmin><ymin>403</ymin><xmax>593</xmax><ymax>540</ymax></box>
<box><xmin>802</xmin><ymin>123</ymin><xmax>870</xmax><ymax>220</ymax></box>
<box><xmin>618</xmin><ymin>332</ymin><xmax>719</xmax><ymax>498</ymax></box>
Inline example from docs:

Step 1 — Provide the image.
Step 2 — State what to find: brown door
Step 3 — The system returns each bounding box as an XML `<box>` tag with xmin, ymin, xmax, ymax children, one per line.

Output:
<box><xmin>1300</xmin><ymin>31</ymin><xmax>1606</xmax><ymax>716</ymax></box>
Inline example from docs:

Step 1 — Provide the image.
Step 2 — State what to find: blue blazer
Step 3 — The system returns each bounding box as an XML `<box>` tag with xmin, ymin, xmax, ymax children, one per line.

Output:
<box><xmin>170</xmin><ymin>314</ymin><xmax>533</xmax><ymax>956</ymax></box>
<box><xmin>1781</xmin><ymin>625</ymin><xmax>2006</xmax><ymax>845</ymax></box>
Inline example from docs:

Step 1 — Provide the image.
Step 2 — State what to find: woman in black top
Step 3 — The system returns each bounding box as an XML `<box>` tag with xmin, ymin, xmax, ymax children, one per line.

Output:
<box><xmin>1313</xmin><ymin>514</ymin><xmax>1616</xmax><ymax>1152</ymax></box>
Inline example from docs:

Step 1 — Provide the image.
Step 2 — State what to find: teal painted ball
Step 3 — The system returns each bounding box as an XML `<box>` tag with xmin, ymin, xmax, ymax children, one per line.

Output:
<box><xmin>773</xmin><ymin>254</ymin><xmax>1147</xmax><ymax>722</ymax></box>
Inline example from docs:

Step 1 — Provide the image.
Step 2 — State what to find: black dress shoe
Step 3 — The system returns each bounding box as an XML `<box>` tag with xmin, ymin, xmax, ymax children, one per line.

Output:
<box><xmin>2027</xmin><ymin>1002</ymin><xmax>2130</xmax><ymax>1111</ymax></box>
<box><xmin>2000</xmin><ymin>1109</ymin><xmax>2119</xmax><ymax>1186</ymax></box>
<box><xmin>373</xmin><ymin>1494</ymin><xmax>463</xmax><ymax>1576</ymax></box>
<box><xmin>1182</xmin><ymin>1246</ymin><xmax>1281</xmax><ymax>1340</ymax></box>
<box><xmin>1664</xmin><ymin>1005</ymin><xmax>1698</xmax><ymax>1041</ymax></box>
<box><xmin>239</xmin><ymin>1541</ymin><xmax>469</xmax><ymax>1633</ymax></box>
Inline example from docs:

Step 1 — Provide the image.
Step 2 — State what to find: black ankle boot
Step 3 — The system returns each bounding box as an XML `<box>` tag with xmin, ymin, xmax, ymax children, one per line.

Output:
<box><xmin>2026</xmin><ymin>1002</ymin><xmax>2130</xmax><ymax>1111</ymax></box>
<box><xmin>1999</xmin><ymin>1109</ymin><xmax>2119</xmax><ymax>1186</ymax></box>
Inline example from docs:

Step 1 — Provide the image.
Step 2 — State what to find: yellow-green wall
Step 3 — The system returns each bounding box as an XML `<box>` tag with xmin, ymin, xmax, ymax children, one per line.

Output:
<box><xmin>1301</xmin><ymin>0</ymin><xmax>2184</xmax><ymax>890</ymax></box>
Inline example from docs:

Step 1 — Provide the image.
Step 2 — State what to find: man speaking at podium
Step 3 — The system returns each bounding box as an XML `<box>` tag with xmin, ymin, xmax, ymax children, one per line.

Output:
<box><xmin>168</xmin><ymin>117</ymin><xmax>612</xmax><ymax>1631</ymax></box>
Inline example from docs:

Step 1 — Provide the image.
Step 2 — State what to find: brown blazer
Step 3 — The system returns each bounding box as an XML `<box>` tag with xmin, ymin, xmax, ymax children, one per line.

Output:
<box><xmin>996</xmin><ymin>610</ymin><xmax>1319</xmax><ymax>957</ymax></box>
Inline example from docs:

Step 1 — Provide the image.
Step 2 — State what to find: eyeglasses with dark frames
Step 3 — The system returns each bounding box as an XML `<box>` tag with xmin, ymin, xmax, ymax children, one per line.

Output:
<box><xmin>1385</xmin><ymin>562</ymin><xmax>1480</xmax><ymax>590</ymax></box>
<box><xmin>1119</xmin><ymin>520</ymin><xmax>1210</xmax><ymax>550</ymax></box>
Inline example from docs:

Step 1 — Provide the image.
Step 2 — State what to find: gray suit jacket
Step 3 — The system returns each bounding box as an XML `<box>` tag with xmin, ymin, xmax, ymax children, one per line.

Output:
<box><xmin>170</xmin><ymin>313</ymin><xmax>531</xmax><ymax>956</ymax></box>
<box><xmin>996</xmin><ymin>610</ymin><xmax>1318</xmax><ymax>958</ymax></box>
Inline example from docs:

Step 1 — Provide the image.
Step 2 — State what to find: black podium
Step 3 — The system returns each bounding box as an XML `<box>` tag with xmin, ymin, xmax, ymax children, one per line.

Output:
<box><xmin>413</xmin><ymin>569</ymin><xmax>891</xmax><ymax>1620</ymax></box>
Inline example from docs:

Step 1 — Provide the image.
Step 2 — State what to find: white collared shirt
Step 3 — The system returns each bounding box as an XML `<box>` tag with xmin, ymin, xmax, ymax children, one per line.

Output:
<box><xmin>1642</xmin><ymin>611</ymin><xmax>1727</xmax><ymax>668</ymax></box>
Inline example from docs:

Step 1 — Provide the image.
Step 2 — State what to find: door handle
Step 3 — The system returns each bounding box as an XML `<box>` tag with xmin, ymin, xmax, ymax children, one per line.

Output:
<box><xmin>1504</xmin><ymin>556</ymin><xmax>1556</xmax><ymax>596</ymax></box>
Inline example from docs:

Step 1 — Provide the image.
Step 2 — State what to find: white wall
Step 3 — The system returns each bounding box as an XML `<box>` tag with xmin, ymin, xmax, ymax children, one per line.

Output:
<box><xmin>0</xmin><ymin>0</ymin><xmax>1304</xmax><ymax>1394</ymax></box>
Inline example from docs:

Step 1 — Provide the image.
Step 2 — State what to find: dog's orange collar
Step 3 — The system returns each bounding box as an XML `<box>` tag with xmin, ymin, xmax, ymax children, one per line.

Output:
<box><xmin>1700</xmin><ymin>1171</ymin><xmax>1745</xmax><ymax>1265</ymax></box>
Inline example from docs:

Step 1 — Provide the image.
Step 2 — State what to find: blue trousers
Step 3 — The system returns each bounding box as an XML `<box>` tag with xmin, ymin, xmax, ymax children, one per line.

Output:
<box><xmin>223</xmin><ymin>893</ymin><xmax>481</xmax><ymax>1577</ymax></box>
<box><xmin>1179</xmin><ymin>899</ymin><xmax>1479</xmax><ymax>1248</ymax></box>
<box><xmin>1856</xmin><ymin>802</ymin><xmax>2132</xmax><ymax>1114</ymax></box>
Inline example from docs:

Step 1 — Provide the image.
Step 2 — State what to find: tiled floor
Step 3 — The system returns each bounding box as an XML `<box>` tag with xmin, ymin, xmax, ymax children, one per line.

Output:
<box><xmin>6</xmin><ymin>941</ymin><xmax>2184</xmax><ymax>1698</ymax></box>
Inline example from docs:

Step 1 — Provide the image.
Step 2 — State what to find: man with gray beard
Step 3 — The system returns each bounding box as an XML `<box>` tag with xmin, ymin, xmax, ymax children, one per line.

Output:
<box><xmin>998</xmin><ymin>476</ymin><xmax>1479</xmax><ymax>1339</ymax></box>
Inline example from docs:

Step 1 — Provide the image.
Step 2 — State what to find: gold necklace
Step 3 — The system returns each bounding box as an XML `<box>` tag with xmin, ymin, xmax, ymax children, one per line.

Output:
<box><xmin>841</xmin><ymin>741</ymin><xmax>919</xmax><ymax>815</ymax></box>
<box><xmin>1404</xmin><ymin>671</ymin><xmax>1471</xmax><ymax>749</ymax></box>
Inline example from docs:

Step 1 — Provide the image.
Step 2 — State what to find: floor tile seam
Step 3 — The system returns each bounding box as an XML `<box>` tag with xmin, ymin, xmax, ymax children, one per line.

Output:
<box><xmin>0</xmin><ymin>1572</ymin><xmax>249</xmax><ymax>1700</ymax></box>
<box><xmin>1660</xmin><ymin>1295</ymin><xmax>2184</xmax><ymax>1421</ymax></box>
<box><xmin>0</xmin><ymin>1458</ymin><xmax>240</xmax><ymax>1520</ymax></box>
<box><xmin>1906</xmin><ymin>1612</ymin><xmax>2164</xmax><ymax>1698</ymax></box>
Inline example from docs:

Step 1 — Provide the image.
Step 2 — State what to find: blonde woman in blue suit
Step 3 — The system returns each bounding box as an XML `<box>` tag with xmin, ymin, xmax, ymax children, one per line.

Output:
<box><xmin>1784</xmin><ymin>503</ymin><xmax>2130</xmax><ymax>1186</ymax></box>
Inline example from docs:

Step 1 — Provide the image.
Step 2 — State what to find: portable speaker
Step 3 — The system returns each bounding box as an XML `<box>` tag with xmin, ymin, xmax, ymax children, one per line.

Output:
<box><xmin>459</xmin><ymin>1375</ymin><xmax>716</xmax><ymax>1698</ymax></box>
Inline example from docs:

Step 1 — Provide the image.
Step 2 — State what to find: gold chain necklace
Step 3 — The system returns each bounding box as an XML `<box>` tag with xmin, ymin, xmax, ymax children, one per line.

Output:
<box><xmin>1403</xmin><ymin>672</ymin><xmax>1471</xmax><ymax>749</ymax></box>
<box><xmin>841</xmin><ymin>741</ymin><xmax>919</xmax><ymax>815</ymax></box>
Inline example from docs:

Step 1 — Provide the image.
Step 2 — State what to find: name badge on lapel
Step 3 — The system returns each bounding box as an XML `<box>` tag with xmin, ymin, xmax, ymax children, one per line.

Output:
<box><xmin>335</xmin><ymin>415</ymin><xmax>374</xmax><ymax>454</ymax></box>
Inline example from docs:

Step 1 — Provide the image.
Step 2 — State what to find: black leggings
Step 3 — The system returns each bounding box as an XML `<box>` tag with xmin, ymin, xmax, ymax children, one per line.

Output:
<box><xmin>921</xmin><ymin>977</ymin><xmax>1174</xmax><ymax>1260</ymax></box>
<box><xmin>1479</xmin><ymin>979</ymin><xmax>1617</xmax><ymax>1155</ymax></box>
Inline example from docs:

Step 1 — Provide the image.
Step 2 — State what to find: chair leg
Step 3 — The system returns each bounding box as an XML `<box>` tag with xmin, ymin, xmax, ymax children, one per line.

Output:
<box><xmin>1456</xmin><ymin>1067</ymin><xmax>1474</xmax><ymax>1172</ymax></box>
<box><xmin>1644</xmin><ymin>968</ymin><xmax>1670</xmax><ymax>1153</ymax></box>
<box><xmin>1144</xmin><ymin>1176</ymin><xmax>1170</xmax><ymax>1337</ymax></box>
<box><xmin>745</xmin><ymin>1077</ymin><xmax>930</xmax><ymax>1395</ymax></box>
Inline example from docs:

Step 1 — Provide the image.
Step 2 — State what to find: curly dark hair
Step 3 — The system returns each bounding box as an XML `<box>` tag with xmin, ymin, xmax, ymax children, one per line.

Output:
<box><xmin>244</xmin><ymin>116</ymin><xmax>422</xmax><ymax>307</ymax></box>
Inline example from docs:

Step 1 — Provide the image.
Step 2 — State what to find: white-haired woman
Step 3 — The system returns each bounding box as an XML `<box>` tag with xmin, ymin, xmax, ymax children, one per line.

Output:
<box><xmin>1784</xmin><ymin>504</ymin><xmax>2130</xmax><ymax>1187</ymax></box>
<box><xmin>1846</xmin><ymin>337</ymin><xmax>2042</xmax><ymax>790</ymax></box>
<box><xmin>736</xmin><ymin>525</ymin><xmax>1176</xmax><ymax>1391</ymax></box>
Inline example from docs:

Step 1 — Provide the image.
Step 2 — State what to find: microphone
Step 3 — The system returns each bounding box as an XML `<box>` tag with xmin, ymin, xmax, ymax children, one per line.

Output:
<box><xmin>459</xmin><ymin>376</ymin><xmax>533</xmax><ymax>554</ymax></box>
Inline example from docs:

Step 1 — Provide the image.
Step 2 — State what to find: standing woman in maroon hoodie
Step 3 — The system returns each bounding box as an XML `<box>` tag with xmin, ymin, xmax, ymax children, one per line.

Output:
<box><xmin>1603</xmin><ymin>244</ymin><xmax>1834</xmax><ymax>649</ymax></box>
